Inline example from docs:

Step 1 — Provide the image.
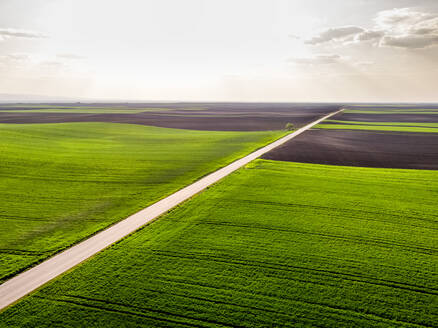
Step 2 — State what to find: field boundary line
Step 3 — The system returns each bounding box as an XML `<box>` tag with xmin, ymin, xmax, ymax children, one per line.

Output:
<box><xmin>0</xmin><ymin>108</ymin><xmax>343</xmax><ymax>311</ymax></box>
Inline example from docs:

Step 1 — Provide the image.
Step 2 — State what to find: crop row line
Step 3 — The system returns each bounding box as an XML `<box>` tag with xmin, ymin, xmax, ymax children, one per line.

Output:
<box><xmin>151</xmin><ymin>250</ymin><xmax>438</xmax><ymax>295</ymax></box>
<box><xmin>197</xmin><ymin>221</ymin><xmax>437</xmax><ymax>255</ymax></box>
<box><xmin>151</xmin><ymin>275</ymin><xmax>430</xmax><ymax>328</ymax></box>
<box><xmin>226</xmin><ymin>198</ymin><xmax>438</xmax><ymax>224</ymax></box>
<box><xmin>35</xmin><ymin>295</ymin><xmax>239</xmax><ymax>328</ymax></box>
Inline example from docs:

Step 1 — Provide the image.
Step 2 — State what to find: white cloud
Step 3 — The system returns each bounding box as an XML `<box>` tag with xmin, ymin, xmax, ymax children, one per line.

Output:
<box><xmin>381</xmin><ymin>34</ymin><xmax>438</xmax><ymax>48</ymax></box>
<box><xmin>305</xmin><ymin>8</ymin><xmax>438</xmax><ymax>49</ymax></box>
<box><xmin>375</xmin><ymin>8</ymin><xmax>435</xmax><ymax>32</ymax></box>
<box><xmin>288</xmin><ymin>54</ymin><xmax>342</xmax><ymax>65</ymax></box>
<box><xmin>0</xmin><ymin>28</ymin><xmax>47</xmax><ymax>41</ymax></box>
<box><xmin>354</xmin><ymin>30</ymin><xmax>384</xmax><ymax>42</ymax></box>
<box><xmin>375</xmin><ymin>8</ymin><xmax>438</xmax><ymax>48</ymax></box>
<box><xmin>305</xmin><ymin>26</ymin><xmax>364</xmax><ymax>45</ymax></box>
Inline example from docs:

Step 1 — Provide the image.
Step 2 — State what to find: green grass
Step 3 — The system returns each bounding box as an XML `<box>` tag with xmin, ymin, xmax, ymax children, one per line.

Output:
<box><xmin>315</xmin><ymin>123</ymin><xmax>438</xmax><ymax>133</ymax></box>
<box><xmin>0</xmin><ymin>123</ymin><xmax>283</xmax><ymax>281</ymax></box>
<box><xmin>2</xmin><ymin>160</ymin><xmax>436</xmax><ymax>327</ymax></box>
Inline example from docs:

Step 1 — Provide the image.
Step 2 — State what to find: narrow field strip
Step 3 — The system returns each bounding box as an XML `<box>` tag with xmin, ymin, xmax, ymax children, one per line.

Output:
<box><xmin>324</xmin><ymin>120</ymin><xmax>438</xmax><ymax>128</ymax></box>
<box><xmin>344</xmin><ymin>109</ymin><xmax>438</xmax><ymax>114</ymax></box>
<box><xmin>0</xmin><ymin>109</ymin><xmax>343</xmax><ymax>311</ymax></box>
<box><xmin>315</xmin><ymin>123</ymin><xmax>438</xmax><ymax>133</ymax></box>
<box><xmin>0</xmin><ymin>108</ymin><xmax>193</xmax><ymax>114</ymax></box>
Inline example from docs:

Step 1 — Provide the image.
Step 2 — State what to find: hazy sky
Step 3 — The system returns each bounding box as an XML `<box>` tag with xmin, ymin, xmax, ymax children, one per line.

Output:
<box><xmin>1</xmin><ymin>0</ymin><xmax>438</xmax><ymax>102</ymax></box>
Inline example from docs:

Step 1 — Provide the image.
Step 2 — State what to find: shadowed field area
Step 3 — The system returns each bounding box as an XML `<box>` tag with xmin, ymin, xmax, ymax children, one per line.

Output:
<box><xmin>1</xmin><ymin>160</ymin><xmax>436</xmax><ymax>327</ymax></box>
<box><xmin>0</xmin><ymin>123</ymin><xmax>283</xmax><ymax>282</ymax></box>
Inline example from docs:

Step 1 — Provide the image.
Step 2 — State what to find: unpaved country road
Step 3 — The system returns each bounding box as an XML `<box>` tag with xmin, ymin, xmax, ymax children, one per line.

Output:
<box><xmin>0</xmin><ymin>109</ymin><xmax>343</xmax><ymax>311</ymax></box>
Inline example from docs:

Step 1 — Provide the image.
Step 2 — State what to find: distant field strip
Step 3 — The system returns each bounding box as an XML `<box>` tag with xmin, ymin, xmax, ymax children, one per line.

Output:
<box><xmin>344</xmin><ymin>109</ymin><xmax>438</xmax><ymax>114</ymax></box>
<box><xmin>0</xmin><ymin>122</ymin><xmax>283</xmax><ymax>282</ymax></box>
<box><xmin>0</xmin><ymin>108</ymin><xmax>205</xmax><ymax>114</ymax></box>
<box><xmin>325</xmin><ymin>120</ymin><xmax>438</xmax><ymax>128</ymax></box>
<box><xmin>316</xmin><ymin>122</ymin><xmax>438</xmax><ymax>133</ymax></box>
<box><xmin>1</xmin><ymin>160</ymin><xmax>436</xmax><ymax>327</ymax></box>
<box><xmin>361</xmin><ymin>109</ymin><xmax>438</xmax><ymax>112</ymax></box>
<box><xmin>0</xmin><ymin>105</ymin><xmax>205</xmax><ymax>110</ymax></box>
<box><xmin>0</xmin><ymin>108</ymin><xmax>151</xmax><ymax>114</ymax></box>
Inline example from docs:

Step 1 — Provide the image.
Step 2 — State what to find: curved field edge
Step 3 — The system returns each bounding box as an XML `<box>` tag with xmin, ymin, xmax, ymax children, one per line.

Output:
<box><xmin>0</xmin><ymin>122</ymin><xmax>286</xmax><ymax>282</ymax></box>
<box><xmin>1</xmin><ymin>160</ymin><xmax>436</xmax><ymax>327</ymax></box>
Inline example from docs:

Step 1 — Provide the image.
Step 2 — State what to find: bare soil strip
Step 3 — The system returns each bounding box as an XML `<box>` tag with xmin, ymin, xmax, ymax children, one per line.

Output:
<box><xmin>263</xmin><ymin>129</ymin><xmax>438</xmax><ymax>169</ymax></box>
<box><xmin>0</xmin><ymin>109</ymin><xmax>343</xmax><ymax>311</ymax></box>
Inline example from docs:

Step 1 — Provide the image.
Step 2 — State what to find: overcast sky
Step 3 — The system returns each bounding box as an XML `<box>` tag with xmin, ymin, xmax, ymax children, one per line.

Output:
<box><xmin>1</xmin><ymin>0</ymin><xmax>438</xmax><ymax>102</ymax></box>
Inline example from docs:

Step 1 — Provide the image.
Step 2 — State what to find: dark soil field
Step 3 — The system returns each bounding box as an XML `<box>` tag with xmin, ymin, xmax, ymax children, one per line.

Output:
<box><xmin>263</xmin><ymin>129</ymin><xmax>438</xmax><ymax>169</ymax></box>
<box><xmin>264</xmin><ymin>105</ymin><xmax>438</xmax><ymax>169</ymax></box>
<box><xmin>0</xmin><ymin>103</ymin><xmax>339</xmax><ymax>131</ymax></box>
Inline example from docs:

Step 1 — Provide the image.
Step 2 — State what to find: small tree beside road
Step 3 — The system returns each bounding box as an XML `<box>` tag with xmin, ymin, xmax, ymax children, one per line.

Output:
<box><xmin>285</xmin><ymin>122</ymin><xmax>294</xmax><ymax>131</ymax></box>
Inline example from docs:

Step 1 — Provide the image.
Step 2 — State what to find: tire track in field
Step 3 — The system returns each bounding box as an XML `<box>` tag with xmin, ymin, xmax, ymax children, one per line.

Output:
<box><xmin>196</xmin><ymin>221</ymin><xmax>437</xmax><ymax>255</ymax></box>
<box><xmin>226</xmin><ymin>198</ymin><xmax>438</xmax><ymax>226</ymax></box>
<box><xmin>150</xmin><ymin>276</ymin><xmax>431</xmax><ymax>328</ymax></box>
<box><xmin>73</xmin><ymin>286</ymin><xmax>305</xmax><ymax>322</ymax></box>
<box><xmin>151</xmin><ymin>250</ymin><xmax>438</xmax><ymax>296</ymax></box>
<box><xmin>34</xmin><ymin>295</ymin><xmax>240</xmax><ymax>328</ymax></box>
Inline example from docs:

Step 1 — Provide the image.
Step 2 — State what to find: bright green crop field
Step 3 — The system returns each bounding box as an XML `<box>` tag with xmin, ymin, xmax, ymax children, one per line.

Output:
<box><xmin>0</xmin><ymin>123</ymin><xmax>283</xmax><ymax>282</ymax></box>
<box><xmin>2</xmin><ymin>160</ymin><xmax>436</xmax><ymax>327</ymax></box>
